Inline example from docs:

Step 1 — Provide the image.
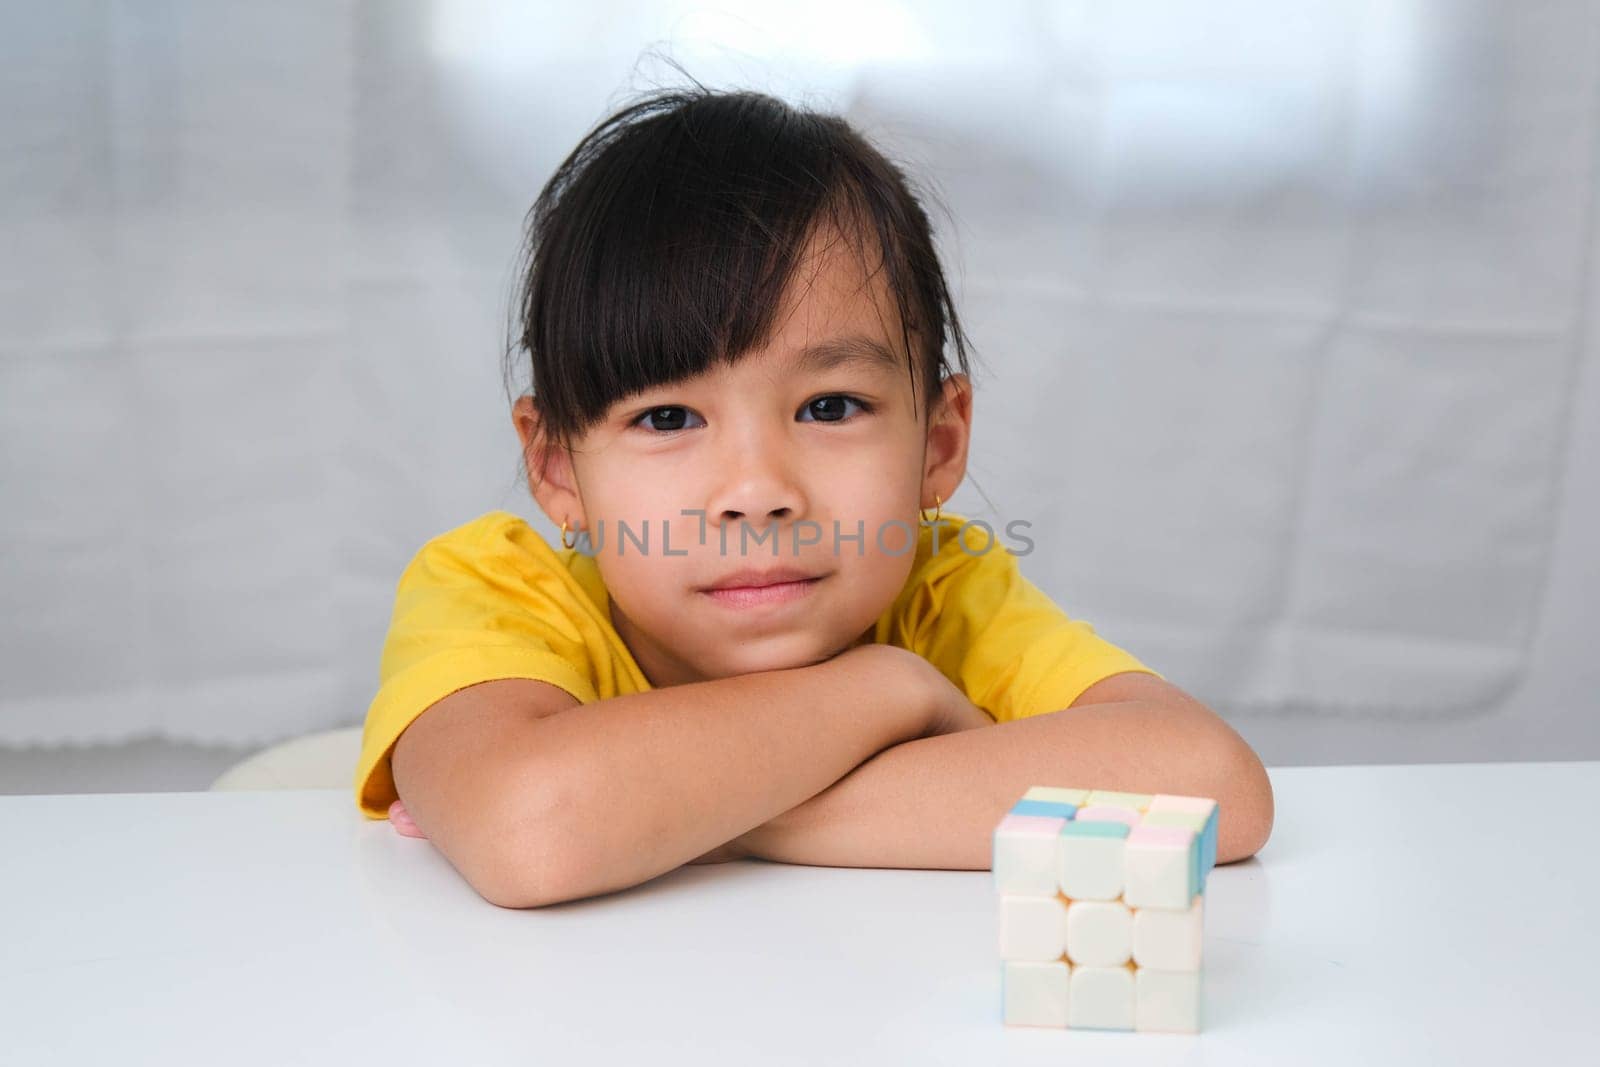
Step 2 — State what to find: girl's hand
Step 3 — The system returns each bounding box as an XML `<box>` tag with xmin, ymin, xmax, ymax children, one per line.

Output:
<box><xmin>835</xmin><ymin>643</ymin><xmax>993</xmax><ymax>740</ymax></box>
<box><xmin>388</xmin><ymin>798</ymin><xmax>427</xmax><ymax>838</ymax></box>
<box><xmin>889</xmin><ymin>647</ymin><xmax>994</xmax><ymax>736</ymax></box>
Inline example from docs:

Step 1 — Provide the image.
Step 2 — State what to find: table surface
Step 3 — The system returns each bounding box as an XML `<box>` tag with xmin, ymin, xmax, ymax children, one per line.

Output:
<box><xmin>3</xmin><ymin>760</ymin><xmax>1596</xmax><ymax>1065</ymax></box>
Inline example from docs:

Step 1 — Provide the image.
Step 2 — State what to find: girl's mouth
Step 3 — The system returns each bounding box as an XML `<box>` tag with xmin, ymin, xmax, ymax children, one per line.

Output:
<box><xmin>701</xmin><ymin>576</ymin><xmax>824</xmax><ymax>609</ymax></box>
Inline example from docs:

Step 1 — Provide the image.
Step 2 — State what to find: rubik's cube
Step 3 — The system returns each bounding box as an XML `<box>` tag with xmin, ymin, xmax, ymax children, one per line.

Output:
<box><xmin>992</xmin><ymin>787</ymin><xmax>1219</xmax><ymax>1033</ymax></box>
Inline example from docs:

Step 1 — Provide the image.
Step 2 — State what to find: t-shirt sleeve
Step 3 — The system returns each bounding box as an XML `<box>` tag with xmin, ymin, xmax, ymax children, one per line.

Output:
<box><xmin>353</xmin><ymin>521</ymin><xmax>601</xmax><ymax>820</ymax></box>
<box><xmin>904</xmin><ymin>537</ymin><xmax>1163</xmax><ymax>724</ymax></box>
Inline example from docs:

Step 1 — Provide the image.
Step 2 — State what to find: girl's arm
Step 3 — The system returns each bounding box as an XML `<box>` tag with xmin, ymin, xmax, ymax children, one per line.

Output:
<box><xmin>473</xmin><ymin>643</ymin><xmax>941</xmax><ymax>907</ymax></box>
<box><xmin>739</xmin><ymin>669</ymin><xmax>1274</xmax><ymax>869</ymax></box>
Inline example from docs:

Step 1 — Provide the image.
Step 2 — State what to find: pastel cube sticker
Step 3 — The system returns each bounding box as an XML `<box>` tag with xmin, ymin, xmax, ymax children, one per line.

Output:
<box><xmin>1085</xmin><ymin>790</ymin><xmax>1153</xmax><ymax>811</ymax></box>
<box><xmin>994</xmin><ymin>814</ymin><xmax>1070</xmax><ymax>896</ymax></box>
<box><xmin>1149</xmin><ymin>794</ymin><xmax>1219</xmax><ymax>875</ymax></box>
<box><xmin>1004</xmin><ymin>960</ymin><xmax>1071</xmax><ymax>1028</ymax></box>
<box><xmin>1133</xmin><ymin>894</ymin><xmax>1203</xmax><ymax>971</ymax></box>
<box><xmin>1011</xmin><ymin>799</ymin><xmax>1079</xmax><ymax>820</ymax></box>
<box><xmin>999</xmin><ymin>893</ymin><xmax>1068</xmax><ymax>961</ymax></box>
<box><xmin>994</xmin><ymin>785</ymin><xmax>1219</xmax><ymax>1034</ymax></box>
<box><xmin>1135</xmin><ymin>969</ymin><xmax>1201</xmax><ymax>1033</ymax></box>
<box><xmin>1123</xmin><ymin>825</ymin><xmax>1199</xmax><ymax>910</ymax></box>
<box><xmin>1138</xmin><ymin>810</ymin><xmax>1208</xmax><ymax>833</ymax></box>
<box><xmin>1065</xmin><ymin>900</ymin><xmax>1132</xmax><ymax>967</ymax></box>
<box><xmin>1068</xmin><ymin>965</ymin><xmax>1136</xmax><ymax>1030</ymax></box>
<box><xmin>1056</xmin><ymin>820</ymin><xmax>1129</xmax><ymax>901</ymax></box>
<box><xmin>1024</xmin><ymin>786</ymin><xmax>1092</xmax><ymax>806</ymax></box>
<box><xmin>1074</xmin><ymin>804</ymin><xmax>1141</xmax><ymax>827</ymax></box>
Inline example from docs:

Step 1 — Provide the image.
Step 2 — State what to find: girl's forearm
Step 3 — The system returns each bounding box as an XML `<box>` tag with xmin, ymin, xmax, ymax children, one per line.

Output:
<box><xmin>739</xmin><ymin>699</ymin><xmax>1274</xmax><ymax>870</ymax></box>
<box><xmin>519</xmin><ymin>645</ymin><xmax>929</xmax><ymax>906</ymax></box>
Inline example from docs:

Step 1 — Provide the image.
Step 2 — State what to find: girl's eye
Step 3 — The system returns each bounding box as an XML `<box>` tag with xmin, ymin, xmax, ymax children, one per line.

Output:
<box><xmin>631</xmin><ymin>396</ymin><xmax>875</xmax><ymax>434</ymax></box>
<box><xmin>800</xmin><ymin>395</ymin><xmax>873</xmax><ymax>423</ymax></box>
<box><xmin>633</xmin><ymin>406</ymin><xmax>705</xmax><ymax>434</ymax></box>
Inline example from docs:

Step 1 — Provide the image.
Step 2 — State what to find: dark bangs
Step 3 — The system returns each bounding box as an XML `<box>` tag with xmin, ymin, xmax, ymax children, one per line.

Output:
<box><xmin>505</xmin><ymin>83</ymin><xmax>975</xmax><ymax>456</ymax></box>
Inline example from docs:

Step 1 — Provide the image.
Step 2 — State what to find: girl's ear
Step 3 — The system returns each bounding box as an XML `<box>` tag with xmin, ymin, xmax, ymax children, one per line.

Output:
<box><xmin>512</xmin><ymin>395</ymin><xmax>585</xmax><ymax>526</ymax></box>
<box><xmin>922</xmin><ymin>372</ymin><xmax>973</xmax><ymax>504</ymax></box>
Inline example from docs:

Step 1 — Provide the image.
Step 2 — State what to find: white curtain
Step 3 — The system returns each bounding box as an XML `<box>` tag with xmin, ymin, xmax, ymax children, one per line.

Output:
<box><xmin>3</xmin><ymin>0</ymin><xmax>1597</xmax><ymax>751</ymax></box>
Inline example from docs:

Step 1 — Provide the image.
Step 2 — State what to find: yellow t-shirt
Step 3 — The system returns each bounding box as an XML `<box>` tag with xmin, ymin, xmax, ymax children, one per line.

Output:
<box><xmin>354</xmin><ymin>509</ymin><xmax>1162</xmax><ymax>819</ymax></box>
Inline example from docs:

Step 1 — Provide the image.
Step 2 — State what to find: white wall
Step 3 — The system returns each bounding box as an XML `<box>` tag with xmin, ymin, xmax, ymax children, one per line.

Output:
<box><xmin>2</xmin><ymin>0</ymin><xmax>1596</xmax><ymax>771</ymax></box>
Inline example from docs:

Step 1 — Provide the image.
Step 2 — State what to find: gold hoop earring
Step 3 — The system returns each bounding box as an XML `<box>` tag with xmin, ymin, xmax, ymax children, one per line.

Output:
<box><xmin>560</xmin><ymin>519</ymin><xmax>580</xmax><ymax>550</ymax></box>
<box><xmin>920</xmin><ymin>493</ymin><xmax>943</xmax><ymax>524</ymax></box>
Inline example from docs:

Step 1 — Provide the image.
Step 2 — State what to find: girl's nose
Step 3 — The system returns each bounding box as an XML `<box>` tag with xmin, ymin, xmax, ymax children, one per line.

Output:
<box><xmin>705</xmin><ymin>439</ymin><xmax>807</xmax><ymax>529</ymax></box>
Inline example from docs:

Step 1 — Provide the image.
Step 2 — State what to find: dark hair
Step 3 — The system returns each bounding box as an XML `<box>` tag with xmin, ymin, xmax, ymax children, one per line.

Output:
<box><xmin>503</xmin><ymin>76</ymin><xmax>979</xmax><ymax>477</ymax></box>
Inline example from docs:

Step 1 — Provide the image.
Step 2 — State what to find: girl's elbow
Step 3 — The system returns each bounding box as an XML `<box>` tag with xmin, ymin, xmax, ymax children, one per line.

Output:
<box><xmin>1215</xmin><ymin>737</ymin><xmax>1274</xmax><ymax>864</ymax></box>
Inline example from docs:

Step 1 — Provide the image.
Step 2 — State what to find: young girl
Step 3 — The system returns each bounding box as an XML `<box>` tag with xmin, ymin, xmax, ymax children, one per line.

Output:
<box><xmin>354</xmin><ymin>84</ymin><xmax>1273</xmax><ymax>908</ymax></box>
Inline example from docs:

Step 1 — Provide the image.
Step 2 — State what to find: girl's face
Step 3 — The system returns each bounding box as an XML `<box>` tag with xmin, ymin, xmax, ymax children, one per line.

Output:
<box><xmin>518</xmin><ymin>224</ymin><xmax>972</xmax><ymax>687</ymax></box>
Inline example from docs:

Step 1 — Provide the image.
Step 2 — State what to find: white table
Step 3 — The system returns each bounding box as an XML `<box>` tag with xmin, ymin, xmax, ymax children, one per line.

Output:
<box><xmin>3</xmin><ymin>761</ymin><xmax>1596</xmax><ymax>1064</ymax></box>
